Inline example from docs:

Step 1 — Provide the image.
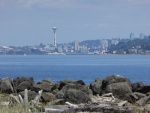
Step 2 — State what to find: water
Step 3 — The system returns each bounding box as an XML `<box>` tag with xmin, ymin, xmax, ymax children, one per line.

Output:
<box><xmin>0</xmin><ymin>55</ymin><xmax>150</xmax><ymax>84</ymax></box>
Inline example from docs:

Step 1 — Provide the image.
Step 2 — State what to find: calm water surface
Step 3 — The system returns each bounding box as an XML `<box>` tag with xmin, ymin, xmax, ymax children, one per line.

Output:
<box><xmin>0</xmin><ymin>55</ymin><xmax>150</xmax><ymax>84</ymax></box>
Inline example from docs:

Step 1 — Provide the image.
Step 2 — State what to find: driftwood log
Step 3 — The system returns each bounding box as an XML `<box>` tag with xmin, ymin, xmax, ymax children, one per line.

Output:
<box><xmin>45</xmin><ymin>103</ymin><xmax>137</xmax><ymax>113</ymax></box>
<box><xmin>30</xmin><ymin>90</ymin><xmax>45</xmax><ymax>112</ymax></box>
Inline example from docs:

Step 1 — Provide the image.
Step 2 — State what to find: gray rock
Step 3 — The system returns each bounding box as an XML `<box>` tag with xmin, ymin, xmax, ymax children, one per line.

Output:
<box><xmin>106</xmin><ymin>82</ymin><xmax>132</xmax><ymax>100</ymax></box>
<box><xmin>133</xmin><ymin>92</ymin><xmax>146</xmax><ymax>99</ymax></box>
<box><xmin>0</xmin><ymin>77</ymin><xmax>14</xmax><ymax>93</ymax></box>
<box><xmin>32</xmin><ymin>80</ymin><xmax>54</xmax><ymax>92</ymax></box>
<box><xmin>59</xmin><ymin>89</ymin><xmax>91</xmax><ymax>104</ymax></box>
<box><xmin>128</xmin><ymin>92</ymin><xmax>146</xmax><ymax>103</ymax></box>
<box><xmin>19</xmin><ymin>90</ymin><xmax>37</xmax><ymax>101</ymax></box>
<box><xmin>131</xmin><ymin>82</ymin><xmax>144</xmax><ymax>92</ymax></box>
<box><xmin>16</xmin><ymin>81</ymin><xmax>32</xmax><ymax>92</ymax></box>
<box><xmin>51</xmin><ymin>89</ymin><xmax>59</xmax><ymax>95</ymax></box>
<box><xmin>136</xmin><ymin>85</ymin><xmax>150</xmax><ymax>94</ymax></box>
<box><xmin>74</xmin><ymin>80</ymin><xmax>85</xmax><ymax>85</ymax></box>
<box><xmin>13</xmin><ymin>77</ymin><xmax>34</xmax><ymax>87</ymax></box>
<box><xmin>56</xmin><ymin>91</ymin><xmax>64</xmax><ymax>99</ymax></box>
<box><xmin>56</xmin><ymin>83</ymin><xmax>92</xmax><ymax>104</ymax></box>
<box><xmin>61</xmin><ymin>84</ymin><xmax>92</xmax><ymax>95</ymax></box>
<box><xmin>57</xmin><ymin>79</ymin><xmax>85</xmax><ymax>90</ymax></box>
<box><xmin>136</xmin><ymin>95</ymin><xmax>150</xmax><ymax>106</ymax></box>
<box><xmin>41</xmin><ymin>92</ymin><xmax>56</xmax><ymax>102</ymax></box>
<box><xmin>103</xmin><ymin>75</ymin><xmax>131</xmax><ymax>87</ymax></box>
<box><xmin>90</xmin><ymin>78</ymin><xmax>103</xmax><ymax>95</ymax></box>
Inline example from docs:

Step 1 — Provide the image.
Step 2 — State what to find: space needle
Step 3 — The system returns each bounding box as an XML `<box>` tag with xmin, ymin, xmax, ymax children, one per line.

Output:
<box><xmin>52</xmin><ymin>27</ymin><xmax>57</xmax><ymax>47</ymax></box>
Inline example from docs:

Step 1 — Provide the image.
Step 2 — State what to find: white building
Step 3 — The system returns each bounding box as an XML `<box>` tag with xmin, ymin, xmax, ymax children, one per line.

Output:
<box><xmin>101</xmin><ymin>39</ymin><xmax>109</xmax><ymax>51</ymax></box>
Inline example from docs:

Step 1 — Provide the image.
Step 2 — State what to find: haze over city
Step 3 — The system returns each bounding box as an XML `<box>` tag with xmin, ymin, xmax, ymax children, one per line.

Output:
<box><xmin>0</xmin><ymin>0</ymin><xmax>150</xmax><ymax>46</ymax></box>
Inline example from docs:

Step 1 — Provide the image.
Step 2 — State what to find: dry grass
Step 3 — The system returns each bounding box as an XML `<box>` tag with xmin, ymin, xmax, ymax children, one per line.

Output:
<box><xmin>0</xmin><ymin>93</ymin><xmax>32</xmax><ymax>113</ymax></box>
<box><xmin>0</xmin><ymin>93</ymin><xmax>9</xmax><ymax>102</ymax></box>
<box><xmin>0</xmin><ymin>104</ymin><xmax>31</xmax><ymax>113</ymax></box>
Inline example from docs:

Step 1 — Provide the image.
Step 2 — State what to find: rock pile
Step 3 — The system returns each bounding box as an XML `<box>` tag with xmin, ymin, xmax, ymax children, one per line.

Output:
<box><xmin>0</xmin><ymin>75</ymin><xmax>150</xmax><ymax>112</ymax></box>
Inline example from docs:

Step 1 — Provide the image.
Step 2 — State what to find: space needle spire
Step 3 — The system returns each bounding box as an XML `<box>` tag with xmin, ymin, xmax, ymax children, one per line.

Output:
<box><xmin>52</xmin><ymin>27</ymin><xmax>57</xmax><ymax>47</ymax></box>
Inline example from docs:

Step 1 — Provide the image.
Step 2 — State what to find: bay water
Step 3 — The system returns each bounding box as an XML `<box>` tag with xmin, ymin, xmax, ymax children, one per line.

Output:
<box><xmin>0</xmin><ymin>55</ymin><xmax>150</xmax><ymax>84</ymax></box>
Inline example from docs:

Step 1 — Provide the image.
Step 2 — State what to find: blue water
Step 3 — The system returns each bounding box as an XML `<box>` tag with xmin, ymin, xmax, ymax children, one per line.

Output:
<box><xmin>0</xmin><ymin>55</ymin><xmax>150</xmax><ymax>84</ymax></box>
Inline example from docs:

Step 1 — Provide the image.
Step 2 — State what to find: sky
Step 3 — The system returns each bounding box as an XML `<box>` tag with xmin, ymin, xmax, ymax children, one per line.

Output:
<box><xmin>0</xmin><ymin>0</ymin><xmax>150</xmax><ymax>46</ymax></box>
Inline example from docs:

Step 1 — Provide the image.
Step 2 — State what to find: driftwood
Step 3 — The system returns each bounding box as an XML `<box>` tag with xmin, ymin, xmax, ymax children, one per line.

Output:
<box><xmin>118</xmin><ymin>101</ymin><xmax>128</xmax><ymax>107</ymax></box>
<box><xmin>18</xmin><ymin>94</ymin><xmax>24</xmax><ymax>104</ymax></box>
<box><xmin>24</xmin><ymin>89</ymin><xmax>28</xmax><ymax>107</ymax></box>
<box><xmin>30</xmin><ymin>90</ymin><xmax>44</xmax><ymax>112</ymax></box>
<box><xmin>9</xmin><ymin>94</ymin><xmax>22</xmax><ymax>104</ymax></box>
<box><xmin>65</xmin><ymin>101</ymin><xmax>78</xmax><ymax>108</ymax></box>
<box><xmin>92</xmin><ymin>93</ymin><xmax>115</xmax><ymax>104</ymax></box>
<box><xmin>45</xmin><ymin>103</ymin><xmax>137</xmax><ymax>113</ymax></box>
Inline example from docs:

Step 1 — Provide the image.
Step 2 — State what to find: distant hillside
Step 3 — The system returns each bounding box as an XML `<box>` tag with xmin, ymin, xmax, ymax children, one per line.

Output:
<box><xmin>109</xmin><ymin>36</ymin><xmax>150</xmax><ymax>51</ymax></box>
<box><xmin>80</xmin><ymin>39</ymin><xmax>101</xmax><ymax>47</ymax></box>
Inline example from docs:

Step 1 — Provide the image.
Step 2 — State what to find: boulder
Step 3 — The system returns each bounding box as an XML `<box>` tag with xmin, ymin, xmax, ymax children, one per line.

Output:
<box><xmin>131</xmin><ymin>82</ymin><xmax>144</xmax><ymax>92</ymax></box>
<box><xmin>60</xmin><ymin>84</ymin><xmax>92</xmax><ymax>95</ymax></box>
<box><xmin>90</xmin><ymin>78</ymin><xmax>103</xmax><ymax>95</ymax></box>
<box><xmin>136</xmin><ymin>95</ymin><xmax>150</xmax><ymax>106</ymax></box>
<box><xmin>19</xmin><ymin>90</ymin><xmax>37</xmax><ymax>101</ymax></box>
<box><xmin>51</xmin><ymin>89</ymin><xmax>59</xmax><ymax>95</ymax></box>
<box><xmin>0</xmin><ymin>77</ymin><xmax>14</xmax><ymax>93</ymax></box>
<box><xmin>103</xmin><ymin>75</ymin><xmax>131</xmax><ymax>88</ymax></box>
<box><xmin>128</xmin><ymin>92</ymin><xmax>146</xmax><ymax>103</ymax></box>
<box><xmin>57</xmin><ymin>79</ymin><xmax>85</xmax><ymax>90</ymax></box>
<box><xmin>13</xmin><ymin>77</ymin><xmax>34</xmax><ymax>87</ymax></box>
<box><xmin>16</xmin><ymin>81</ymin><xmax>32</xmax><ymax>92</ymax></box>
<box><xmin>136</xmin><ymin>85</ymin><xmax>150</xmax><ymax>94</ymax></box>
<box><xmin>105</xmin><ymin>82</ymin><xmax>132</xmax><ymax>100</ymax></box>
<box><xmin>56</xmin><ymin>91</ymin><xmax>64</xmax><ymax>99</ymax></box>
<box><xmin>74</xmin><ymin>80</ymin><xmax>85</xmax><ymax>85</ymax></box>
<box><xmin>32</xmin><ymin>79</ymin><xmax>54</xmax><ymax>92</ymax></box>
<box><xmin>57</xmin><ymin>89</ymin><xmax>91</xmax><ymax>104</ymax></box>
<box><xmin>41</xmin><ymin>92</ymin><xmax>56</xmax><ymax>102</ymax></box>
<box><xmin>146</xmin><ymin>93</ymin><xmax>150</xmax><ymax>104</ymax></box>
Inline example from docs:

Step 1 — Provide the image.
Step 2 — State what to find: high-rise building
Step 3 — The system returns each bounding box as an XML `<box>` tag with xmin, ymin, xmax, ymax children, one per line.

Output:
<box><xmin>74</xmin><ymin>40</ymin><xmax>79</xmax><ymax>52</ymax></box>
<box><xmin>130</xmin><ymin>33</ymin><xmax>134</xmax><ymax>40</ymax></box>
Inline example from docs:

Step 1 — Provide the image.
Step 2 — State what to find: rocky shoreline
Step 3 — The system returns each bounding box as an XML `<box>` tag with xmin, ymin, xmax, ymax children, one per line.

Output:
<box><xmin>0</xmin><ymin>75</ymin><xmax>150</xmax><ymax>112</ymax></box>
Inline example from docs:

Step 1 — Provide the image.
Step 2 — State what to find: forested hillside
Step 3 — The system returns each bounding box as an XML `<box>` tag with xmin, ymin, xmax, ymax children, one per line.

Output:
<box><xmin>109</xmin><ymin>36</ymin><xmax>150</xmax><ymax>51</ymax></box>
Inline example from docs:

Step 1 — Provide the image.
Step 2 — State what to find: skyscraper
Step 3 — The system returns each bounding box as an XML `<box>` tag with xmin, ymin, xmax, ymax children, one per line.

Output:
<box><xmin>130</xmin><ymin>33</ymin><xmax>134</xmax><ymax>40</ymax></box>
<box><xmin>74</xmin><ymin>40</ymin><xmax>79</xmax><ymax>52</ymax></box>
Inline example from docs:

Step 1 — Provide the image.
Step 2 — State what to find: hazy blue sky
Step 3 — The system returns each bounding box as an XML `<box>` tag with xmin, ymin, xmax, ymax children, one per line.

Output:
<box><xmin>0</xmin><ymin>0</ymin><xmax>150</xmax><ymax>46</ymax></box>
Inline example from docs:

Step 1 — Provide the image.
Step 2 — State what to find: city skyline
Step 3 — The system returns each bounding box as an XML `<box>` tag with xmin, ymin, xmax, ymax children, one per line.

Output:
<box><xmin>0</xmin><ymin>0</ymin><xmax>150</xmax><ymax>46</ymax></box>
